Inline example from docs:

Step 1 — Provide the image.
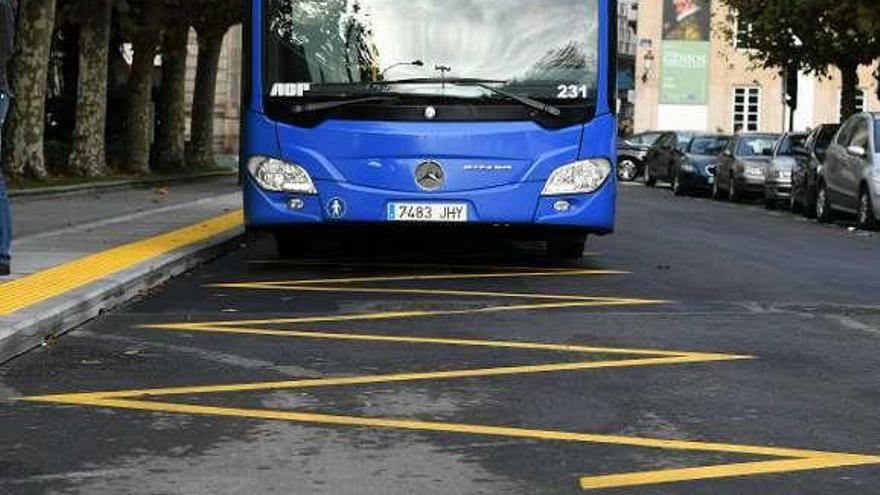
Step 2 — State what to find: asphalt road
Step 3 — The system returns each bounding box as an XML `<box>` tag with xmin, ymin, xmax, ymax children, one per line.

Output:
<box><xmin>2</xmin><ymin>183</ymin><xmax>880</xmax><ymax>494</ymax></box>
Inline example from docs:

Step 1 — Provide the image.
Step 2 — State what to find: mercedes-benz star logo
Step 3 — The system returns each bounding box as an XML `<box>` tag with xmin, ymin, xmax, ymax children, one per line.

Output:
<box><xmin>415</xmin><ymin>160</ymin><xmax>445</xmax><ymax>191</ymax></box>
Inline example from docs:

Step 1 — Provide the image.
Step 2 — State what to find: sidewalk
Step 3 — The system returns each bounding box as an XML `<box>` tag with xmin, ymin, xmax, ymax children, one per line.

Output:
<box><xmin>0</xmin><ymin>176</ymin><xmax>245</xmax><ymax>363</ymax></box>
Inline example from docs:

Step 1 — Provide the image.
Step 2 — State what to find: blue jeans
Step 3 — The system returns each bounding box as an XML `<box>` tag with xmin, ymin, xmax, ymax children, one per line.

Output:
<box><xmin>0</xmin><ymin>91</ymin><xmax>10</xmax><ymax>265</ymax></box>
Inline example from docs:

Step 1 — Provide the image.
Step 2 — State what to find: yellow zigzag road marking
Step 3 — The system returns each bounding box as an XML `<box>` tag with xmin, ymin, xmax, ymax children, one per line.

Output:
<box><xmin>20</xmin><ymin>268</ymin><xmax>880</xmax><ymax>490</ymax></box>
<box><xmin>19</xmin><ymin>398</ymin><xmax>880</xmax><ymax>492</ymax></box>
<box><xmin>22</xmin><ymin>329</ymin><xmax>879</xmax><ymax>490</ymax></box>
<box><xmin>245</xmin><ymin>259</ymin><xmax>601</xmax><ymax>272</ymax></box>
<box><xmin>221</xmin><ymin>269</ymin><xmax>629</xmax><ymax>286</ymax></box>
<box><xmin>206</xmin><ymin>269</ymin><xmax>665</xmax><ymax>322</ymax></box>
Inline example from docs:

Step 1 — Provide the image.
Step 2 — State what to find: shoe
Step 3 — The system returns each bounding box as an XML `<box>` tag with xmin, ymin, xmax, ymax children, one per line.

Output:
<box><xmin>0</xmin><ymin>263</ymin><xmax>9</xmax><ymax>276</ymax></box>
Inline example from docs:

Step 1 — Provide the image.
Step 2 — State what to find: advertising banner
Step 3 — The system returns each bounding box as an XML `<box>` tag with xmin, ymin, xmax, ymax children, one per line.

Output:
<box><xmin>660</xmin><ymin>0</ymin><xmax>711</xmax><ymax>105</ymax></box>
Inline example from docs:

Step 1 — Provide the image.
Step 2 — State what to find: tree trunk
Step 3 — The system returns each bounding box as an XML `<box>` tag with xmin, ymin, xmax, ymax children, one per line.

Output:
<box><xmin>154</xmin><ymin>22</ymin><xmax>189</xmax><ymax>173</ymax></box>
<box><xmin>186</xmin><ymin>28</ymin><xmax>224</xmax><ymax>170</ymax></box>
<box><xmin>839</xmin><ymin>61</ymin><xmax>860</xmax><ymax>122</ymax></box>
<box><xmin>4</xmin><ymin>0</ymin><xmax>56</xmax><ymax>182</ymax></box>
<box><xmin>123</xmin><ymin>9</ymin><xmax>161</xmax><ymax>174</ymax></box>
<box><xmin>67</xmin><ymin>0</ymin><xmax>111</xmax><ymax>177</ymax></box>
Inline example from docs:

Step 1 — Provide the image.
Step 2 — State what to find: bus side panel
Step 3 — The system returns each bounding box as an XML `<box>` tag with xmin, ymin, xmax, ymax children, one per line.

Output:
<box><xmin>533</xmin><ymin>113</ymin><xmax>617</xmax><ymax>234</ymax></box>
<box><xmin>242</xmin><ymin>112</ymin><xmax>314</xmax><ymax>230</ymax></box>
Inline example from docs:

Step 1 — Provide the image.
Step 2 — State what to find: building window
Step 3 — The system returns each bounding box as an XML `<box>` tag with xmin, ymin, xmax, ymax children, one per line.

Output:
<box><xmin>733</xmin><ymin>86</ymin><xmax>761</xmax><ymax>132</ymax></box>
<box><xmin>733</xmin><ymin>13</ymin><xmax>754</xmax><ymax>50</ymax></box>
<box><xmin>840</xmin><ymin>89</ymin><xmax>868</xmax><ymax>120</ymax></box>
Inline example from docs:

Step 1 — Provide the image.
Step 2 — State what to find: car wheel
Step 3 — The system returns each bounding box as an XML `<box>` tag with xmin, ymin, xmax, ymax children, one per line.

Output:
<box><xmin>711</xmin><ymin>178</ymin><xmax>723</xmax><ymax>200</ymax></box>
<box><xmin>803</xmin><ymin>188</ymin><xmax>817</xmax><ymax>219</ymax></box>
<box><xmin>672</xmin><ymin>174</ymin><xmax>686</xmax><ymax>196</ymax></box>
<box><xmin>815</xmin><ymin>182</ymin><xmax>833</xmax><ymax>223</ymax></box>
<box><xmin>789</xmin><ymin>191</ymin><xmax>802</xmax><ymax>214</ymax></box>
<box><xmin>857</xmin><ymin>189</ymin><xmax>878</xmax><ymax>231</ymax></box>
<box><xmin>764</xmin><ymin>195</ymin><xmax>776</xmax><ymax>210</ymax></box>
<box><xmin>618</xmin><ymin>158</ymin><xmax>639</xmax><ymax>182</ymax></box>
<box><xmin>644</xmin><ymin>165</ymin><xmax>656</xmax><ymax>187</ymax></box>
<box><xmin>728</xmin><ymin>176</ymin><xmax>740</xmax><ymax>202</ymax></box>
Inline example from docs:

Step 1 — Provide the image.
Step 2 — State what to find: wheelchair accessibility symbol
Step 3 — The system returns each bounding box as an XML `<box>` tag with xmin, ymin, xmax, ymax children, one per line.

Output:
<box><xmin>327</xmin><ymin>198</ymin><xmax>347</xmax><ymax>219</ymax></box>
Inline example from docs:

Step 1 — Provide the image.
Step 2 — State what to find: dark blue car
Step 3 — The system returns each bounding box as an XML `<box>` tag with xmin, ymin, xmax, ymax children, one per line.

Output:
<box><xmin>644</xmin><ymin>132</ymin><xmax>729</xmax><ymax>195</ymax></box>
<box><xmin>671</xmin><ymin>134</ymin><xmax>730</xmax><ymax>196</ymax></box>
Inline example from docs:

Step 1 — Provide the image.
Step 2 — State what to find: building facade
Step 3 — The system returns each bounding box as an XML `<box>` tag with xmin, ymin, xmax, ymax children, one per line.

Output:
<box><xmin>633</xmin><ymin>0</ymin><xmax>880</xmax><ymax>134</ymax></box>
<box><xmin>617</xmin><ymin>0</ymin><xmax>639</xmax><ymax>128</ymax></box>
<box><xmin>185</xmin><ymin>26</ymin><xmax>242</xmax><ymax>155</ymax></box>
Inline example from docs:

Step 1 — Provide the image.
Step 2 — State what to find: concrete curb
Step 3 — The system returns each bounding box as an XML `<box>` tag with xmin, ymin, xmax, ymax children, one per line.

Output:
<box><xmin>0</xmin><ymin>226</ymin><xmax>246</xmax><ymax>365</ymax></box>
<box><xmin>9</xmin><ymin>170</ymin><xmax>236</xmax><ymax>199</ymax></box>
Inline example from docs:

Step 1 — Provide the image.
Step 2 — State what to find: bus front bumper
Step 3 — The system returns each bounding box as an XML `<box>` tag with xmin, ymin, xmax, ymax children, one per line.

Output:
<box><xmin>243</xmin><ymin>175</ymin><xmax>616</xmax><ymax>235</ymax></box>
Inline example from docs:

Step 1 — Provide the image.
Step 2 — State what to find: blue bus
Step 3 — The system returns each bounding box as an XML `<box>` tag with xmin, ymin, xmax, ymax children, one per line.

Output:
<box><xmin>242</xmin><ymin>0</ymin><xmax>617</xmax><ymax>258</ymax></box>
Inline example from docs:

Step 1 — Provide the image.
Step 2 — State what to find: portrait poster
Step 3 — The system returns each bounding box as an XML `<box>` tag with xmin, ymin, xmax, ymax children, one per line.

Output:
<box><xmin>660</xmin><ymin>0</ymin><xmax>711</xmax><ymax>105</ymax></box>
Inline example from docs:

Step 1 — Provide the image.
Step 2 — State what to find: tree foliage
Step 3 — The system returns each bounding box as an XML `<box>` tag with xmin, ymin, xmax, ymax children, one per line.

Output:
<box><xmin>2</xmin><ymin>0</ymin><xmax>242</xmax><ymax>182</ymax></box>
<box><xmin>720</xmin><ymin>0</ymin><xmax>880</xmax><ymax>120</ymax></box>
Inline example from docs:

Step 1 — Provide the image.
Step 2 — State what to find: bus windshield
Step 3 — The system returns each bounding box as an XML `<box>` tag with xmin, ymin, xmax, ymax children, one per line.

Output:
<box><xmin>264</xmin><ymin>0</ymin><xmax>599</xmax><ymax>105</ymax></box>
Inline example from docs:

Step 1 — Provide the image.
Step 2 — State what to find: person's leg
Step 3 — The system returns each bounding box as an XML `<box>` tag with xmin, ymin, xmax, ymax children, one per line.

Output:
<box><xmin>0</xmin><ymin>174</ymin><xmax>9</xmax><ymax>275</ymax></box>
<box><xmin>0</xmin><ymin>91</ymin><xmax>11</xmax><ymax>275</ymax></box>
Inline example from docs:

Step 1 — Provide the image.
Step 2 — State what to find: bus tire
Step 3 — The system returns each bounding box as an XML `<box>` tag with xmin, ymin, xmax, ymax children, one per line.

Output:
<box><xmin>274</xmin><ymin>230</ymin><xmax>309</xmax><ymax>259</ymax></box>
<box><xmin>547</xmin><ymin>235</ymin><xmax>587</xmax><ymax>260</ymax></box>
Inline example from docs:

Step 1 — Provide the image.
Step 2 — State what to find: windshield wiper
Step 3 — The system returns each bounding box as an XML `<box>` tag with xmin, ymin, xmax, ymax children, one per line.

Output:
<box><xmin>291</xmin><ymin>95</ymin><xmax>399</xmax><ymax>114</ymax></box>
<box><xmin>374</xmin><ymin>78</ymin><xmax>562</xmax><ymax>117</ymax></box>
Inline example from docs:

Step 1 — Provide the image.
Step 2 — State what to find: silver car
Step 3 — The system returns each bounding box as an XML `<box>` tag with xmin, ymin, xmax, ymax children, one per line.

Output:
<box><xmin>713</xmin><ymin>133</ymin><xmax>780</xmax><ymax>202</ymax></box>
<box><xmin>764</xmin><ymin>132</ymin><xmax>807</xmax><ymax>209</ymax></box>
<box><xmin>817</xmin><ymin>112</ymin><xmax>880</xmax><ymax>229</ymax></box>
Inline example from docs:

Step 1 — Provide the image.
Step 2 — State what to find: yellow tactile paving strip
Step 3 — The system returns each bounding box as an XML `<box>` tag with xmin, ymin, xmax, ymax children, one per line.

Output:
<box><xmin>0</xmin><ymin>210</ymin><xmax>244</xmax><ymax>316</ymax></box>
<box><xmin>21</xmin><ymin>266</ymin><xmax>880</xmax><ymax>490</ymax></box>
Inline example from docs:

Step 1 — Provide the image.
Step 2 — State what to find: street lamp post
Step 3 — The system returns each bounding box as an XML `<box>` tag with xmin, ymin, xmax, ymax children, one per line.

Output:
<box><xmin>641</xmin><ymin>50</ymin><xmax>655</xmax><ymax>83</ymax></box>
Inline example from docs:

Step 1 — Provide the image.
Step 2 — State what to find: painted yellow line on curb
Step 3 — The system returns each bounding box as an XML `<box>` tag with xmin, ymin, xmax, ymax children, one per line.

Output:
<box><xmin>0</xmin><ymin>210</ymin><xmax>243</xmax><ymax>315</ymax></box>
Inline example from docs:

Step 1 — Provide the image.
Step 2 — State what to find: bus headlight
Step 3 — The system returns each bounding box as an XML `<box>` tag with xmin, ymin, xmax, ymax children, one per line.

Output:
<box><xmin>542</xmin><ymin>159</ymin><xmax>611</xmax><ymax>196</ymax></box>
<box><xmin>247</xmin><ymin>156</ymin><xmax>317</xmax><ymax>194</ymax></box>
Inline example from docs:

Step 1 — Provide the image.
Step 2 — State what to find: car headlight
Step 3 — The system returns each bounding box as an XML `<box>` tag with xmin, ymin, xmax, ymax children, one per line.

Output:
<box><xmin>773</xmin><ymin>169</ymin><xmax>791</xmax><ymax>180</ymax></box>
<box><xmin>745</xmin><ymin>166</ymin><xmax>765</xmax><ymax>178</ymax></box>
<box><xmin>680</xmin><ymin>163</ymin><xmax>696</xmax><ymax>173</ymax></box>
<box><xmin>247</xmin><ymin>156</ymin><xmax>317</xmax><ymax>194</ymax></box>
<box><xmin>542</xmin><ymin>159</ymin><xmax>612</xmax><ymax>196</ymax></box>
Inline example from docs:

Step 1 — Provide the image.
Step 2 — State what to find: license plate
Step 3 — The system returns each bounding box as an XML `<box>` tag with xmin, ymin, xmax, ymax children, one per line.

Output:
<box><xmin>387</xmin><ymin>203</ymin><xmax>469</xmax><ymax>222</ymax></box>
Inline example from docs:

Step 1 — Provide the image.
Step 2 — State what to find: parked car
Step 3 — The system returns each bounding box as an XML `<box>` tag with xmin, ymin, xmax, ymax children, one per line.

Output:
<box><xmin>643</xmin><ymin>131</ymin><xmax>696</xmax><ymax>187</ymax></box>
<box><xmin>816</xmin><ymin>112</ymin><xmax>880</xmax><ymax>229</ymax></box>
<box><xmin>670</xmin><ymin>134</ymin><xmax>730</xmax><ymax>196</ymax></box>
<box><xmin>764</xmin><ymin>132</ymin><xmax>808</xmax><ymax>209</ymax></box>
<box><xmin>616</xmin><ymin>132</ymin><xmax>663</xmax><ymax>181</ymax></box>
<box><xmin>712</xmin><ymin>133</ymin><xmax>780</xmax><ymax>202</ymax></box>
<box><xmin>790</xmin><ymin>124</ymin><xmax>840</xmax><ymax>217</ymax></box>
